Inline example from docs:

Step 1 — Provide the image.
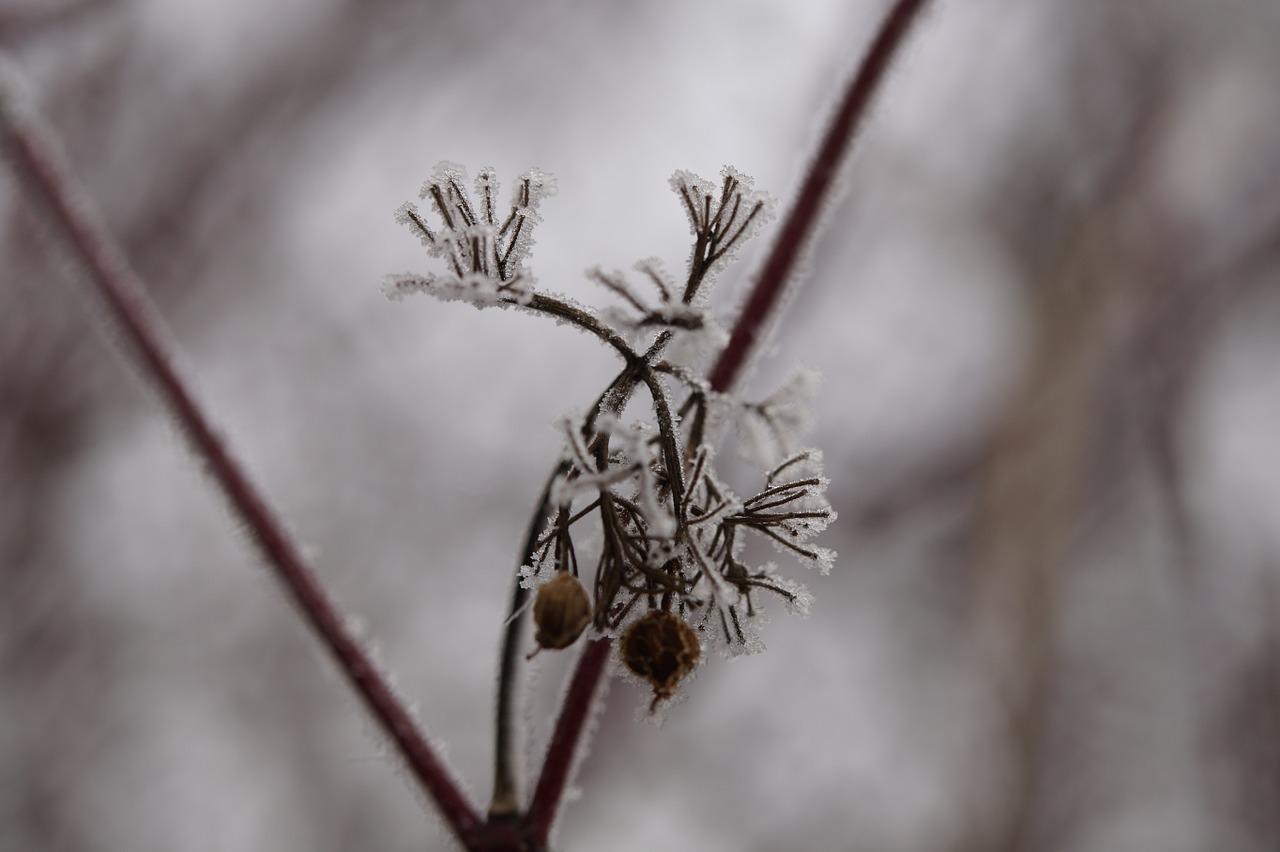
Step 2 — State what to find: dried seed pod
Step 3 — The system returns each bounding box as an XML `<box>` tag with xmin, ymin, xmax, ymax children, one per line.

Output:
<box><xmin>533</xmin><ymin>571</ymin><xmax>592</xmax><ymax>651</ymax></box>
<box><xmin>621</xmin><ymin>610</ymin><xmax>700</xmax><ymax>711</ymax></box>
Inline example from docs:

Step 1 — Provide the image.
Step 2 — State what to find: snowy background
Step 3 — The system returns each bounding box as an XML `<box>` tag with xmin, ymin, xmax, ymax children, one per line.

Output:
<box><xmin>3</xmin><ymin>1</ymin><xmax>1280</xmax><ymax>850</ymax></box>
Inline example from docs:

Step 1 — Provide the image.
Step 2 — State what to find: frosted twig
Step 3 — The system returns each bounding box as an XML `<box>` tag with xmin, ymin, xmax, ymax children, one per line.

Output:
<box><xmin>708</xmin><ymin>0</ymin><xmax>934</xmax><ymax>393</ymax></box>
<box><xmin>526</xmin><ymin>637</ymin><xmax>612</xmax><ymax>846</ymax></box>
<box><xmin>0</xmin><ymin>58</ymin><xmax>483</xmax><ymax>844</ymax></box>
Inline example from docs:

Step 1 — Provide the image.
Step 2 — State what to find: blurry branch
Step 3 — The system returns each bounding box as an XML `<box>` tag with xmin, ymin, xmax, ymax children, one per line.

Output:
<box><xmin>1214</xmin><ymin>567</ymin><xmax>1280</xmax><ymax>843</ymax></box>
<box><xmin>0</xmin><ymin>59</ymin><xmax>484</xmax><ymax>845</ymax></box>
<box><xmin>1099</xmin><ymin>46</ymin><xmax>1280</xmax><ymax>846</ymax></box>
<box><xmin>7</xmin><ymin>1</ymin><xmax>421</xmax><ymax>305</ymax></box>
<box><xmin>518</xmin><ymin>0</ymin><xmax>936</xmax><ymax>845</ymax></box>
<box><xmin>0</xmin><ymin>0</ymin><xmax>115</xmax><ymax>46</ymax></box>
<box><xmin>116</xmin><ymin>3</ymin><xmax>388</xmax><ymax>276</ymax></box>
<box><xmin>1128</xmin><ymin>215</ymin><xmax>1280</xmax><ymax>581</ymax></box>
<box><xmin>962</xmin><ymin>217</ymin><xmax>1114</xmax><ymax>852</ymax></box>
<box><xmin>1131</xmin><ymin>174</ymin><xmax>1280</xmax><ymax>852</ymax></box>
<box><xmin>959</xmin><ymin>67</ymin><xmax>1179</xmax><ymax>851</ymax></box>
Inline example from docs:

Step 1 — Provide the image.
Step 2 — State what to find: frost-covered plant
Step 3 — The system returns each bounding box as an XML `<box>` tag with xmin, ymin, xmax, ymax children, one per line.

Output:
<box><xmin>386</xmin><ymin>163</ymin><xmax>835</xmax><ymax>710</ymax></box>
<box><xmin>1</xmin><ymin>1</ymin><xmax>930</xmax><ymax>846</ymax></box>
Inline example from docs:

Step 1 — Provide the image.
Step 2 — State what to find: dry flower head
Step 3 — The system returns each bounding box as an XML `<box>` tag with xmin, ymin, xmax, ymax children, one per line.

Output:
<box><xmin>621</xmin><ymin>610</ymin><xmax>702</xmax><ymax>713</ymax></box>
<box><xmin>389</xmin><ymin>163</ymin><xmax>835</xmax><ymax>711</ymax></box>
<box><xmin>532</xmin><ymin>571</ymin><xmax>592</xmax><ymax>653</ymax></box>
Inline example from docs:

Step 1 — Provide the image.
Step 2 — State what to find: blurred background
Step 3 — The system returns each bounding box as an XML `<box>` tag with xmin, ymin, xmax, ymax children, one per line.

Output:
<box><xmin>3</xmin><ymin>0</ymin><xmax>1280</xmax><ymax>849</ymax></box>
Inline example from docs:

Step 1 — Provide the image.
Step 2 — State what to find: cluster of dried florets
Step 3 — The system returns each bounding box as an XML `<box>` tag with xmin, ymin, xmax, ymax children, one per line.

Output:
<box><xmin>384</xmin><ymin>161</ymin><xmax>556</xmax><ymax>307</ymax></box>
<box><xmin>388</xmin><ymin>163</ymin><xmax>835</xmax><ymax>711</ymax></box>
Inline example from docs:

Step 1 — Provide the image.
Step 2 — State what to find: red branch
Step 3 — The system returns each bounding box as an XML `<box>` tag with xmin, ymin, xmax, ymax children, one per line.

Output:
<box><xmin>523</xmin><ymin>0</ymin><xmax>935</xmax><ymax>843</ymax></box>
<box><xmin>0</xmin><ymin>68</ymin><xmax>482</xmax><ymax>842</ymax></box>
<box><xmin>526</xmin><ymin>637</ymin><xmax>613</xmax><ymax>845</ymax></box>
<box><xmin>709</xmin><ymin>0</ymin><xmax>933</xmax><ymax>394</ymax></box>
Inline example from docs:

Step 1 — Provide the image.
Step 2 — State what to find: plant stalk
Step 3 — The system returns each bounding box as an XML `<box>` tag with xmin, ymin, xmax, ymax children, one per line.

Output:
<box><xmin>0</xmin><ymin>58</ymin><xmax>483</xmax><ymax>845</ymax></box>
<box><xmin>708</xmin><ymin>0</ymin><xmax>933</xmax><ymax>394</ymax></box>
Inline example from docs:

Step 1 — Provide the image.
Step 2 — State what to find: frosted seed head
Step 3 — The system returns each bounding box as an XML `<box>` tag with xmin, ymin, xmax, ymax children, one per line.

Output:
<box><xmin>669</xmin><ymin>169</ymin><xmax>719</xmax><ymax>235</ymax></box>
<box><xmin>717</xmin><ymin>165</ymin><xmax>777</xmax><ymax>247</ymax></box>
<box><xmin>394</xmin><ymin>164</ymin><xmax>556</xmax><ymax>303</ymax></box>
<box><xmin>669</xmin><ymin>166</ymin><xmax>777</xmax><ymax>294</ymax></box>
<box><xmin>533</xmin><ymin>572</ymin><xmax>592</xmax><ymax>651</ymax></box>
<box><xmin>620</xmin><ymin>611</ymin><xmax>701</xmax><ymax>713</ymax></box>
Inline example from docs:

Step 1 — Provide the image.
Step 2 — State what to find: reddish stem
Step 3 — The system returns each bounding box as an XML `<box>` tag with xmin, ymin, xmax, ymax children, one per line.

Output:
<box><xmin>524</xmin><ymin>0</ymin><xmax>934</xmax><ymax>841</ymax></box>
<box><xmin>709</xmin><ymin>0</ymin><xmax>933</xmax><ymax>394</ymax></box>
<box><xmin>0</xmin><ymin>67</ymin><xmax>482</xmax><ymax>842</ymax></box>
<box><xmin>526</xmin><ymin>637</ymin><xmax>613</xmax><ymax>846</ymax></box>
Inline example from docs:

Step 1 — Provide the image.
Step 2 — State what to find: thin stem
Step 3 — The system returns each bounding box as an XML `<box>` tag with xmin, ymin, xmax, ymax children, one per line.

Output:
<box><xmin>522</xmin><ymin>0</ymin><xmax>935</xmax><ymax>839</ymax></box>
<box><xmin>707</xmin><ymin>0</ymin><xmax>933</xmax><ymax>394</ymax></box>
<box><xmin>642</xmin><ymin>368</ymin><xmax>687</xmax><ymax>523</ymax></box>
<box><xmin>489</xmin><ymin>464</ymin><xmax>565</xmax><ymax>819</ymax></box>
<box><xmin>489</xmin><ymin>339</ymin><xmax>664</xmax><ymax>818</ymax></box>
<box><xmin>523</xmin><ymin>292</ymin><xmax>639</xmax><ymax>364</ymax></box>
<box><xmin>0</xmin><ymin>62</ymin><xmax>483</xmax><ymax>843</ymax></box>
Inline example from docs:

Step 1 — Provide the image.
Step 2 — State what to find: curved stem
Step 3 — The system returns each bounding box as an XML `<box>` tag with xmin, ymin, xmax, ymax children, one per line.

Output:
<box><xmin>642</xmin><ymin>368</ymin><xmax>687</xmax><ymax>522</ymax></box>
<box><xmin>708</xmin><ymin>0</ymin><xmax>934</xmax><ymax>394</ymax></box>
<box><xmin>523</xmin><ymin>292</ymin><xmax>640</xmax><ymax>365</ymax></box>
<box><xmin>489</xmin><ymin>335</ymin><xmax>669</xmax><ymax>817</ymax></box>
<box><xmin>0</xmin><ymin>60</ymin><xmax>483</xmax><ymax>843</ymax></box>
<box><xmin>489</xmin><ymin>464</ymin><xmax>565</xmax><ymax>819</ymax></box>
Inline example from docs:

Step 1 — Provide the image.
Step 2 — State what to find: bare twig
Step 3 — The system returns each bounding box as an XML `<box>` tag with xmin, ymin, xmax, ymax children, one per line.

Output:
<box><xmin>525</xmin><ymin>637</ymin><xmax>612</xmax><ymax>846</ymax></box>
<box><xmin>0</xmin><ymin>59</ymin><xmax>483</xmax><ymax>844</ymax></box>
<box><xmin>708</xmin><ymin>0</ymin><xmax>933</xmax><ymax>394</ymax></box>
<box><xmin>489</xmin><ymin>465</ymin><xmax>565</xmax><ymax>820</ymax></box>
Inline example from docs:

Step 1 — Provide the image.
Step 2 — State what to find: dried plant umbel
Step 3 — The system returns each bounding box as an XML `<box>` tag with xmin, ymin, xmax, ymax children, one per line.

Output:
<box><xmin>387</xmin><ymin>163</ymin><xmax>835</xmax><ymax>710</ymax></box>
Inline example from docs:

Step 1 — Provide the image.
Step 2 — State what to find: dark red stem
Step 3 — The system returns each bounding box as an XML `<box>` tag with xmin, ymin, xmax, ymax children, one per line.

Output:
<box><xmin>0</xmin><ymin>69</ymin><xmax>483</xmax><ymax>842</ymax></box>
<box><xmin>708</xmin><ymin>0</ymin><xmax>933</xmax><ymax>394</ymax></box>
<box><xmin>526</xmin><ymin>637</ymin><xmax>613</xmax><ymax>846</ymax></box>
<box><xmin>523</xmin><ymin>0</ymin><xmax>934</xmax><ymax>843</ymax></box>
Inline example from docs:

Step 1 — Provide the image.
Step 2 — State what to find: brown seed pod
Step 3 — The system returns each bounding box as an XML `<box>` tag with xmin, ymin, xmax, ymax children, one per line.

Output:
<box><xmin>533</xmin><ymin>571</ymin><xmax>592</xmax><ymax>651</ymax></box>
<box><xmin>620</xmin><ymin>610</ymin><xmax>700</xmax><ymax>711</ymax></box>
